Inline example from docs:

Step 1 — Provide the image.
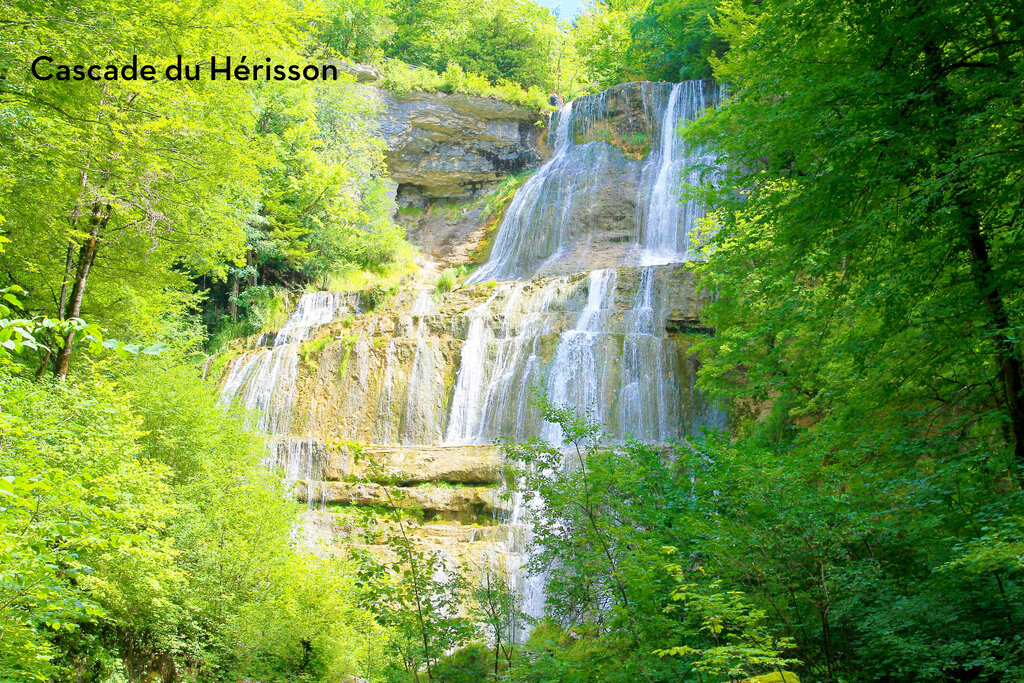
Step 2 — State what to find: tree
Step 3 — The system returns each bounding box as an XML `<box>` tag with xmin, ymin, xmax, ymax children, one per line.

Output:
<box><xmin>314</xmin><ymin>0</ymin><xmax>396</xmax><ymax>63</ymax></box>
<box><xmin>0</xmin><ymin>0</ymin><xmax>308</xmax><ymax>376</ymax></box>
<box><xmin>471</xmin><ymin>562</ymin><xmax>525</xmax><ymax>676</ymax></box>
<box><xmin>502</xmin><ymin>396</ymin><xmax>707</xmax><ymax>681</ymax></box>
<box><xmin>689</xmin><ymin>0</ymin><xmax>1024</xmax><ymax>477</ymax></box>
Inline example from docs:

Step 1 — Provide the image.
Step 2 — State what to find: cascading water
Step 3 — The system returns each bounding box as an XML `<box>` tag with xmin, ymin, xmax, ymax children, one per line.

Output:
<box><xmin>540</xmin><ymin>269</ymin><xmax>617</xmax><ymax>446</ymax></box>
<box><xmin>448</xmin><ymin>80</ymin><xmax>725</xmax><ymax>630</ymax></box>
<box><xmin>401</xmin><ymin>291</ymin><xmax>443</xmax><ymax>444</ymax></box>
<box><xmin>640</xmin><ymin>81</ymin><xmax>721</xmax><ymax>263</ymax></box>
<box><xmin>219</xmin><ymin>291</ymin><xmax>349</xmax><ymax>499</ymax></box>
<box><xmin>213</xmin><ymin>79</ymin><xmax>724</xmax><ymax>642</ymax></box>
<box><xmin>470</xmin><ymin>80</ymin><xmax>722</xmax><ymax>284</ymax></box>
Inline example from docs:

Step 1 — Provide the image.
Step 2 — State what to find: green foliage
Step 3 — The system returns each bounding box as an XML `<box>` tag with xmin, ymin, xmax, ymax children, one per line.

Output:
<box><xmin>656</xmin><ymin>574</ymin><xmax>800</xmax><ymax>682</ymax></box>
<box><xmin>0</xmin><ymin>370</ymin><xmax>159</xmax><ymax>682</ymax></box>
<box><xmin>0</xmin><ymin>0</ymin><xmax>286</xmax><ymax>349</ymax></box>
<box><xmin>503</xmin><ymin>396</ymin><xmax>719</xmax><ymax>681</ymax></box>
<box><xmin>0</xmin><ymin>0</ymin><xmax>409</xmax><ymax>356</ymax></box>
<box><xmin>470</xmin><ymin>563</ymin><xmax>524</xmax><ymax>677</ymax></box>
<box><xmin>384</xmin><ymin>0</ymin><xmax>560</xmax><ymax>92</ymax></box>
<box><xmin>0</xmin><ymin>282</ymin><xmax>166</xmax><ymax>375</ymax></box>
<box><xmin>678</xmin><ymin>4</ymin><xmax>1024</xmax><ymax>676</ymax></box>
<box><xmin>431</xmin><ymin>642</ymin><xmax>497</xmax><ymax>682</ymax></box>
<box><xmin>0</xmin><ymin>361</ymin><xmax>390</xmax><ymax>682</ymax></box>
<box><xmin>381</xmin><ymin>60</ymin><xmax>552</xmax><ymax>110</ymax></box>
<box><xmin>314</xmin><ymin>0</ymin><xmax>395</xmax><ymax>63</ymax></box>
<box><xmin>502</xmin><ymin>391</ymin><xmax>1024</xmax><ymax>680</ymax></box>
<box><xmin>566</xmin><ymin>0</ymin><xmax>728</xmax><ymax>91</ymax></box>
<box><xmin>354</xmin><ymin>538</ymin><xmax>476</xmax><ymax>680</ymax></box>
<box><xmin>301</xmin><ymin>335</ymin><xmax>333</xmax><ymax>366</ymax></box>
<box><xmin>435</xmin><ymin>266</ymin><xmax>470</xmax><ymax>296</ymax></box>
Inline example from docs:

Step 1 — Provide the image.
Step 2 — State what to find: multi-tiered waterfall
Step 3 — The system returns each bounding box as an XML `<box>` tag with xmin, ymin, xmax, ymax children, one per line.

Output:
<box><xmin>213</xmin><ymin>79</ymin><xmax>723</xmax><ymax>635</ymax></box>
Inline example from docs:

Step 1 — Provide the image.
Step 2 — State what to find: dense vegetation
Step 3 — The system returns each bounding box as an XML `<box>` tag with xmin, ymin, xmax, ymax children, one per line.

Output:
<box><xmin>2</xmin><ymin>0</ymin><xmax>1023</xmax><ymax>681</ymax></box>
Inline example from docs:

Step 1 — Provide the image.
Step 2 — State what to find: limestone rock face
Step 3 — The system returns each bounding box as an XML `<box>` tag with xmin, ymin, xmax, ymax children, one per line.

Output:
<box><xmin>307</xmin><ymin>481</ymin><xmax>504</xmax><ymax>520</ymax></box>
<box><xmin>377</xmin><ymin>89</ymin><xmax>545</xmax><ymax>206</ymax></box>
<box><xmin>334</xmin><ymin>445</ymin><xmax>502</xmax><ymax>485</ymax></box>
<box><xmin>373</xmin><ymin>88</ymin><xmax>546</xmax><ymax>259</ymax></box>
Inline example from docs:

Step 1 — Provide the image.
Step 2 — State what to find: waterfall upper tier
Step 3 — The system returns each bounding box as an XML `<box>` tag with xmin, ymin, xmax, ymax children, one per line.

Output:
<box><xmin>469</xmin><ymin>80</ymin><xmax>722</xmax><ymax>283</ymax></box>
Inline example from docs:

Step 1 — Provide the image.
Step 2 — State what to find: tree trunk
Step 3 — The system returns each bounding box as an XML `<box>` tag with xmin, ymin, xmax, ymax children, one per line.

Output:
<box><xmin>963</xmin><ymin>209</ymin><xmax>1024</xmax><ymax>473</ymax></box>
<box><xmin>229</xmin><ymin>273</ymin><xmax>239</xmax><ymax>323</ymax></box>
<box><xmin>53</xmin><ymin>202</ymin><xmax>109</xmax><ymax>379</ymax></box>
<box><xmin>58</xmin><ymin>240</ymin><xmax>76</xmax><ymax>319</ymax></box>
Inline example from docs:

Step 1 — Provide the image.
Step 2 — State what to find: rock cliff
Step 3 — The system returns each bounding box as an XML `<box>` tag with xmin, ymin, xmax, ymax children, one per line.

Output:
<box><xmin>372</xmin><ymin>88</ymin><xmax>547</xmax><ymax>261</ymax></box>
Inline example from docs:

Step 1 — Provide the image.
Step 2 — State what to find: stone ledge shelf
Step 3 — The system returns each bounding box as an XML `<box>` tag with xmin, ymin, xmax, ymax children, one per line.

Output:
<box><xmin>295</xmin><ymin>481</ymin><xmax>507</xmax><ymax>519</ymax></box>
<box><xmin>326</xmin><ymin>444</ymin><xmax>502</xmax><ymax>486</ymax></box>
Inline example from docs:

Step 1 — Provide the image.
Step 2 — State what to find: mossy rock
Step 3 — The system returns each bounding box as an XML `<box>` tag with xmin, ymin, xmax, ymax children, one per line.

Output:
<box><xmin>742</xmin><ymin>672</ymin><xmax>800</xmax><ymax>683</ymax></box>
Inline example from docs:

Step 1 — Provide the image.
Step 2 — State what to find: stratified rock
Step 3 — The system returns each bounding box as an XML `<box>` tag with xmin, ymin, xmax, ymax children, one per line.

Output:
<box><xmin>371</xmin><ymin>88</ymin><xmax>546</xmax><ymax>258</ymax></box>
<box><xmin>325</xmin><ymin>445</ymin><xmax>501</xmax><ymax>485</ymax></box>
<box><xmin>309</xmin><ymin>481</ymin><xmax>505</xmax><ymax>519</ymax></box>
<box><xmin>377</xmin><ymin>89</ymin><xmax>545</xmax><ymax>204</ymax></box>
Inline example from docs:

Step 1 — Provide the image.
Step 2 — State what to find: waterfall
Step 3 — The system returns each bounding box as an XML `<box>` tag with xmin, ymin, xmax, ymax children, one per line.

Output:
<box><xmin>469</xmin><ymin>80</ymin><xmax>721</xmax><ymax>284</ymax></box>
<box><xmin>541</xmin><ymin>269</ymin><xmax>617</xmax><ymax>446</ymax></box>
<box><xmin>213</xmin><ymin>79</ymin><xmax>725</xmax><ymax>641</ymax></box>
<box><xmin>467</xmin><ymin>101</ymin><xmax>578</xmax><ymax>284</ymax></box>
<box><xmin>220</xmin><ymin>291</ymin><xmax>344</xmax><ymax>431</ymax></box>
<box><xmin>219</xmin><ymin>291</ymin><xmax>345</xmax><ymax>499</ymax></box>
<box><xmin>267</xmin><ymin>437</ymin><xmax>329</xmax><ymax>507</ymax></box>
<box><xmin>448</xmin><ymin>81</ymin><xmax>725</xmax><ymax>637</ymax></box>
<box><xmin>641</xmin><ymin>81</ymin><xmax>721</xmax><ymax>263</ymax></box>
<box><xmin>402</xmin><ymin>291</ymin><xmax>444</xmax><ymax>444</ymax></box>
<box><xmin>444</xmin><ymin>279</ymin><xmax>573</xmax><ymax>445</ymax></box>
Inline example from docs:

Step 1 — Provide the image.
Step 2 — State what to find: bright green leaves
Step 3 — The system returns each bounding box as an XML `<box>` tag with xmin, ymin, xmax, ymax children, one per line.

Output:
<box><xmin>0</xmin><ymin>372</ymin><xmax>153</xmax><ymax>682</ymax></box>
<box><xmin>0</xmin><ymin>284</ymin><xmax>166</xmax><ymax>374</ymax></box>
<box><xmin>688</xmin><ymin>0</ymin><xmax>1024</xmax><ymax>461</ymax></box>
<box><xmin>502</xmin><ymin>395</ymin><xmax>713</xmax><ymax>680</ymax></box>
<box><xmin>0</xmin><ymin>360</ymin><xmax>388</xmax><ymax>682</ymax></box>
<box><xmin>656</xmin><ymin>574</ymin><xmax>800</xmax><ymax>681</ymax></box>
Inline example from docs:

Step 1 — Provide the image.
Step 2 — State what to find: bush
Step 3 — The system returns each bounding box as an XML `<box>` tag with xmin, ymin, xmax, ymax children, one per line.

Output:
<box><xmin>435</xmin><ymin>266</ymin><xmax>470</xmax><ymax>295</ymax></box>
<box><xmin>382</xmin><ymin>59</ymin><xmax>552</xmax><ymax>111</ymax></box>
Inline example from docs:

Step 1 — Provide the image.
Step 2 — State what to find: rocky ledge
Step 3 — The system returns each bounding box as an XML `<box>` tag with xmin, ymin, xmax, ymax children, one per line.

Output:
<box><xmin>376</xmin><ymin>89</ymin><xmax>546</xmax><ymax>206</ymax></box>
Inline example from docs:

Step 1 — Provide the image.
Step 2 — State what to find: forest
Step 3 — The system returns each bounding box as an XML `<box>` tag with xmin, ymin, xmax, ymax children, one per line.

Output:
<box><xmin>1</xmin><ymin>0</ymin><xmax>1022</xmax><ymax>681</ymax></box>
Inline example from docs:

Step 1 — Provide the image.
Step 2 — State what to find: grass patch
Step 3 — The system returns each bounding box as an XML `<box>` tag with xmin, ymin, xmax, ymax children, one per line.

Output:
<box><xmin>322</xmin><ymin>243</ymin><xmax>418</xmax><ymax>294</ymax></box>
<box><xmin>435</xmin><ymin>265</ymin><xmax>471</xmax><ymax>296</ymax></box>
<box><xmin>337</xmin><ymin>335</ymin><xmax>357</xmax><ymax>378</ymax></box>
<box><xmin>413</xmin><ymin>481</ymin><xmax>463</xmax><ymax>490</ymax></box>
<box><xmin>300</xmin><ymin>336</ymin><xmax>332</xmax><ymax>367</ymax></box>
